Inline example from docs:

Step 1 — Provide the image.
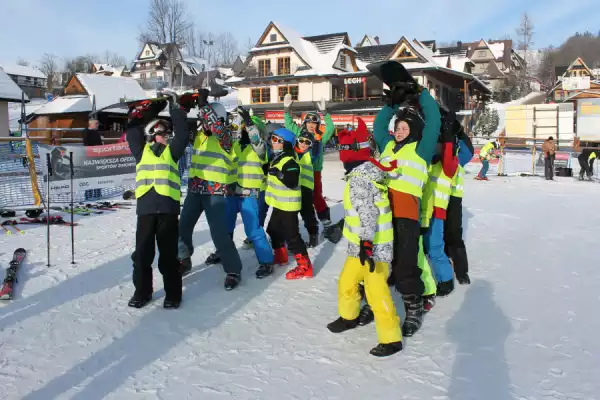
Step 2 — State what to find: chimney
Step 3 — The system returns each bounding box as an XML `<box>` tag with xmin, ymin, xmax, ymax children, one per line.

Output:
<box><xmin>374</xmin><ymin>36</ymin><xmax>380</xmax><ymax>45</ymax></box>
<box><xmin>457</xmin><ymin>40</ymin><xmax>462</xmax><ymax>48</ymax></box>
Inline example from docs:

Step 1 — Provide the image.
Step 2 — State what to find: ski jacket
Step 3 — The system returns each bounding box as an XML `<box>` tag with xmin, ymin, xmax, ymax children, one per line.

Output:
<box><xmin>127</xmin><ymin>107</ymin><xmax>189</xmax><ymax>216</ymax></box>
<box><xmin>542</xmin><ymin>139</ymin><xmax>556</xmax><ymax>157</ymax></box>
<box><xmin>480</xmin><ymin>141</ymin><xmax>496</xmax><ymax>160</ymax></box>
<box><xmin>343</xmin><ymin>162</ymin><xmax>394</xmax><ymax>263</ymax></box>
<box><xmin>284</xmin><ymin>112</ymin><xmax>335</xmax><ymax>172</ymax></box>
<box><xmin>266</xmin><ymin>153</ymin><xmax>301</xmax><ymax>212</ymax></box>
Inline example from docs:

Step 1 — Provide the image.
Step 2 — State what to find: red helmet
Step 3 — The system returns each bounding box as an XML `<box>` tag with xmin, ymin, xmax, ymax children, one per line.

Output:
<box><xmin>338</xmin><ymin>117</ymin><xmax>371</xmax><ymax>163</ymax></box>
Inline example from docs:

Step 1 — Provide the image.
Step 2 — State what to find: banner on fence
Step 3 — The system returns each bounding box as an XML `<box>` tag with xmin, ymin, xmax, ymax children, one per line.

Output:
<box><xmin>37</xmin><ymin>143</ymin><xmax>136</xmax><ymax>195</ymax></box>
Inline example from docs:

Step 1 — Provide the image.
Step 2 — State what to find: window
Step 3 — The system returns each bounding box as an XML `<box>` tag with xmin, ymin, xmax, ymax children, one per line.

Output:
<box><xmin>478</xmin><ymin>50</ymin><xmax>487</xmax><ymax>58</ymax></box>
<box><xmin>258</xmin><ymin>59</ymin><xmax>271</xmax><ymax>76</ymax></box>
<box><xmin>151</xmin><ymin>72</ymin><xmax>157</xmax><ymax>78</ymax></box>
<box><xmin>251</xmin><ymin>88</ymin><xmax>271</xmax><ymax>103</ymax></box>
<box><xmin>277</xmin><ymin>57</ymin><xmax>290</xmax><ymax>75</ymax></box>
<box><xmin>278</xmin><ymin>86</ymin><xmax>299</xmax><ymax>101</ymax></box>
<box><xmin>145</xmin><ymin>50</ymin><xmax>151</xmax><ymax>57</ymax></box>
<box><xmin>340</xmin><ymin>55</ymin><xmax>346</xmax><ymax>69</ymax></box>
<box><xmin>270</xmin><ymin>34</ymin><xmax>277</xmax><ymax>42</ymax></box>
<box><xmin>140</xmin><ymin>73</ymin><xmax>147</xmax><ymax>79</ymax></box>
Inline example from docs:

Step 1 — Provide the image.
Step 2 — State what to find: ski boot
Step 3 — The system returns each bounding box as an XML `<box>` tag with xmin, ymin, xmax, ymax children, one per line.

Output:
<box><xmin>163</xmin><ymin>297</ymin><xmax>181</xmax><ymax>309</ymax></box>
<box><xmin>224</xmin><ymin>273</ymin><xmax>241</xmax><ymax>291</ymax></box>
<box><xmin>358</xmin><ymin>304</ymin><xmax>375</xmax><ymax>326</ymax></box>
<box><xmin>456</xmin><ymin>273</ymin><xmax>471</xmax><ymax>285</ymax></box>
<box><xmin>423</xmin><ymin>295</ymin><xmax>436</xmax><ymax>313</ymax></box>
<box><xmin>370</xmin><ymin>341</ymin><xmax>403</xmax><ymax>357</ymax></box>
<box><xmin>273</xmin><ymin>247</ymin><xmax>289</xmax><ymax>266</ymax></box>
<box><xmin>323</xmin><ymin>219</ymin><xmax>344</xmax><ymax>244</ymax></box>
<box><xmin>402</xmin><ymin>294</ymin><xmax>424</xmax><ymax>337</ymax></box>
<box><xmin>255</xmin><ymin>263</ymin><xmax>274</xmax><ymax>279</ymax></box>
<box><xmin>205</xmin><ymin>251</ymin><xmax>222</xmax><ymax>265</ymax></box>
<box><xmin>285</xmin><ymin>254</ymin><xmax>313</xmax><ymax>280</ymax></box>
<box><xmin>242</xmin><ymin>238</ymin><xmax>254</xmax><ymax>250</ymax></box>
<box><xmin>437</xmin><ymin>280</ymin><xmax>455</xmax><ymax>297</ymax></box>
<box><xmin>306</xmin><ymin>233</ymin><xmax>319</xmax><ymax>248</ymax></box>
<box><xmin>179</xmin><ymin>257</ymin><xmax>192</xmax><ymax>276</ymax></box>
<box><xmin>128</xmin><ymin>292</ymin><xmax>152</xmax><ymax>308</ymax></box>
<box><xmin>327</xmin><ymin>316</ymin><xmax>359</xmax><ymax>333</ymax></box>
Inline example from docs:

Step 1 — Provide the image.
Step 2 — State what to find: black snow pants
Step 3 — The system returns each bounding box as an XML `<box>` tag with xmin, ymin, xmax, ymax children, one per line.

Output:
<box><xmin>134</xmin><ymin>214</ymin><xmax>182</xmax><ymax>301</ymax></box>
<box><xmin>300</xmin><ymin>186</ymin><xmax>319</xmax><ymax>236</ymax></box>
<box><xmin>578</xmin><ymin>154</ymin><xmax>594</xmax><ymax>179</ymax></box>
<box><xmin>444</xmin><ymin>196</ymin><xmax>469</xmax><ymax>278</ymax></box>
<box><xmin>545</xmin><ymin>155</ymin><xmax>555</xmax><ymax>179</ymax></box>
<box><xmin>390</xmin><ymin>218</ymin><xmax>424</xmax><ymax>296</ymax></box>
<box><xmin>267</xmin><ymin>208</ymin><xmax>308</xmax><ymax>256</ymax></box>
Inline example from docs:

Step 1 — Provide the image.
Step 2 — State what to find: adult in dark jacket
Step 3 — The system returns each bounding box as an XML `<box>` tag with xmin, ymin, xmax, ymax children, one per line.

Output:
<box><xmin>83</xmin><ymin>118</ymin><xmax>103</xmax><ymax>199</ymax></box>
<box><xmin>578</xmin><ymin>148</ymin><xmax>598</xmax><ymax>180</ymax></box>
<box><xmin>126</xmin><ymin>93</ymin><xmax>190</xmax><ymax>309</ymax></box>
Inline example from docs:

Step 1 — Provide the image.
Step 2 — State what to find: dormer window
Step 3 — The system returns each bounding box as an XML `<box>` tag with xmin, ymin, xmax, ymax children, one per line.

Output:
<box><xmin>340</xmin><ymin>55</ymin><xmax>346</xmax><ymax>69</ymax></box>
<box><xmin>270</xmin><ymin>34</ymin><xmax>277</xmax><ymax>42</ymax></box>
<box><xmin>145</xmin><ymin>50</ymin><xmax>151</xmax><ymax>57</ymax></box>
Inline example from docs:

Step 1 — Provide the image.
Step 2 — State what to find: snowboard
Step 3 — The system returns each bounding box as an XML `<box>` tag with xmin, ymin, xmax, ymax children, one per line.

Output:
<box><xmin>90</xmin><ymin>97</ymin><xmax>168</xmax><ymax>117</ymax></box>
<box><xmin>366</xmin><ymin>60</ymin><xmax>417</xmax><ymax>88</ymax></box>
<box><xmin>0</xmin><ymin>248</ymin><xmax>27</xmax><ymax>300</ymax></box>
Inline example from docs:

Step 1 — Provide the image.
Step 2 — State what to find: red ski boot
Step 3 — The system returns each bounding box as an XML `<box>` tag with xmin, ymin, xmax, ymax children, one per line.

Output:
<box><xmin>285</xmin><ymin>254</ymin><xmax>314</xmax><ymax>280</ymax></box>
<box><xmin>273</xmin><ymin>247</ymin><xmax>289</xmax><ymax>266</ymax></box>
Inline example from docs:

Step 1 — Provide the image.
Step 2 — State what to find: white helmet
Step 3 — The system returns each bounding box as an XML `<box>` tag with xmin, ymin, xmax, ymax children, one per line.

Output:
<box><xmin>144</xmin><ymin>118</ymin><xmax>172</xmax><ymax>141</ymax></box>
<box><xmin>210</xmin><ymin>102</ymin><xmax>227</xmax><ymax>122</ymax></box>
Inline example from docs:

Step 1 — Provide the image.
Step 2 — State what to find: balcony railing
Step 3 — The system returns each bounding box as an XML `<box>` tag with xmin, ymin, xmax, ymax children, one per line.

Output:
<box><xmin>247</xmin><ymin>62</ymin><xmax>301</xmax><ymax>78</ymax></box>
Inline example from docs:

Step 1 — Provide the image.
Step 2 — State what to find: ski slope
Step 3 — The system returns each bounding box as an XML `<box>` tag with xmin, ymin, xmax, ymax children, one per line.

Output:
<box><xmin>1</xmin><ymin>155</ymin><xmax>599</xmax><ymax>400</ymax></box>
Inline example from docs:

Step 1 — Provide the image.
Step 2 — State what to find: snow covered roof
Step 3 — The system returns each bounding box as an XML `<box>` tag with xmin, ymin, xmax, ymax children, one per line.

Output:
<box><xmin>487</xmin><ymin>42</ymin><xmax>505</xmax><ymax>60</ymax></box>
<box><xmin>75</xmin><ymin>74</ymin><xmax>147</xmax><ymax>110</ymax></box>
<box><xmin>30</xmin><ymin>95</ymin><xmax>90</xmax><ymax>115</ymax></box>
<box><xmin>239</xmin><ymin>55</ymin><xmax>247</xmax><ymax>63</ymax></box>
<box><xmin>0</xmin><ymin>70</ymin><xmax>28</xmax><ymax>102</ymax></box>
<box><xmin>0</xmin><ymin>64</ymin><xmax>46</xmax><ymax>79</ymax></box>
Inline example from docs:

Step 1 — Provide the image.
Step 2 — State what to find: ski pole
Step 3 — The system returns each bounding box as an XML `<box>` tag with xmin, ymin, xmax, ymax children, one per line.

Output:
<box><xmin>46</xmin><ymin>153</ymin><xmax>51</xmax><ymax>267</ymax></box>
<box><xmin>69</xmin><ymin>152</ymin><xmax>75</xmax><ymax>265</ymax></box>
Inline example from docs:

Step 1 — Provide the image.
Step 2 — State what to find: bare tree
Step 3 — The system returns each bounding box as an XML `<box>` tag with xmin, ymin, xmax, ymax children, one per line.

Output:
<box><xmin>101</xmin><ymin>50</ymin><xmax>127</xmax><ymax>66</ymax></box>
<box><xmin>516</xmin><ymin>13</ymin><xmax>534</xmax><ymax>74</ymax></box>
<box><xmin>245</xmin><ymin>37</ymin><xmax>254</xmax><ymax>53</ymax></box>
<box><xmin>140</xmin><ymin>0</ymin><xmax>191</xmax><ymax>85</ymax></box>
<box><xmin>214</xmin><ymin>32</ymin><xmax>238</xmax><ymax>65</ymax></box>
<box><xmin>16</xmin><ymin>58</ymin><xmax>29</xmax><ymax>66</ymax></box>
<box><xmin>39</xmin><ymin>53</ymin><xmax>58</xmax><ymax>91</ymax></box>
<box><xmin>185</xmin><ymin>22</ymin><xmax>198</xmax><ymax>56</ymax></box>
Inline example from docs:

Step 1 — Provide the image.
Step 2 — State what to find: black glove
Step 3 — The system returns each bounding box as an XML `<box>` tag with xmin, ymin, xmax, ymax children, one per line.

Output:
<box><xmin>359</xmin><ymin>240</ymin><xmax>375</xmax><ymax>273</ymax></box>
<box><xmin>196</xmin><ymin>88</ymin><xmax>210</xmax><ymax>108</ymax></box>
<box><xmin>441</xmin><ymin>111</ymin><xmax>457</xmax><ymax>143</ymax></box>
<box><xmin>237</xmin><ymin>106</ymin><xmax>253</xmax><ymax>127</ymax></box>
<box><xmin>268</xmin><ymin>167</ymin><xmax>283</xmax><ymax>180</ymax></box>
<box><xmin>179</xmin><ymin>93</ymin><xmax>197</xmax><ymax>113</ymax></box>
<box><xmin>383</xmin><ymin>83</ymin><xmax>421</xmax><ymax>106</ymax></box>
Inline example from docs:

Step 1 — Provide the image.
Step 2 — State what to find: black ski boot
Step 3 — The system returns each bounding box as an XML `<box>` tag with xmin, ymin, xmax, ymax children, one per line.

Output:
<box><xmin>206</xmin><ymin>251</ymin><xmax>222</xmax><ymax>265</ymax></box>
<box><xmin>255</xmin><ymin>264</ymin><xmax>274</xmax><ymax>279</ymax></box>
<box><xmin>179</xmin><ymin>257</ymin><xmax>192</xmax><ymax>276</ymax></box>
<box><xmin>370</xmin><ymin>341</ymin><xmax>403</xmax><ymax>357</ymax></box>
<box><xmin>163</xmin><ymin>297</ymin><xmax>181</xmax><ymax>309</ymax></box>
<box><xmin>128</xmin><ymin>292</ymin><xmax>152</xmax><ymax>308</ymax></box>
<box><xmin>358</xmin><ymin>304</ymin><xmax>375</xmax><ymax>326</ymax></box>
<box><xmin>224</xmin><ymin>273</ymin><xmax>241</xmax><ymax>291</ymax></box>
<box><xmin>323</xmin><ymin>220</ymin><xmax>344</xmax><ymax>244</ymax></box>
<box><xmin>402</xmin><ymin>294</ymin><xmax>424</xmax><ymax>337</ymax></box>
<box><xmin>437</xmin><ymin>280</ymin><xmax>455</xmax><ymax>297</ymax></box>
<box><xmin>306</xmin><ymin>233</ymin><xmax>319</xmax><ymax>248</ymax></box>
<box><xmin>327</xmin><ymin>316</ymin><xmax>359</xmax><ymax>333</ymax></box>
<box><xmin>457</xmin><ymin>274</ymin><xmax>471</xmax><ymax>285</ymax></box>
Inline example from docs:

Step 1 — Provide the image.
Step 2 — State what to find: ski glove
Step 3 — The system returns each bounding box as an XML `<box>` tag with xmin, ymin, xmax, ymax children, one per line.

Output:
<box><xmin>359</xmin><ymin>240</ymin><xmax>375</xmax><ymax>272</ymax></box>
<box><xmin>236</xmin><ymin>106</ymin><xmax>253</xmax><ymax>127</ymax></box>
<box><xmin>196</xmin><ymin>88</ymin><xmax>210</xmax><ymax>108</ymax></box>
<box><xmin>316</xmin><ymin>97</ymin><xmax>327</xmax><ymax>114</ymax></box>
<box><xmin>268</xmin><ymin>167</ymin><xmax>284</xmax><ymax>180</ymax></box>
<box><xmin>179</xmin><ymin>93</ymin><xmax>198</xmax><ymax>113</ymax></box>
<box><xmin>160</xmin><ymin>89</ymin><xmax>180</xmax><ymax>111</ymax></box>
<box><xmin>283</xmin><ymin>93</ymin><xmax>293</xmax><ymax>110</ymax></box>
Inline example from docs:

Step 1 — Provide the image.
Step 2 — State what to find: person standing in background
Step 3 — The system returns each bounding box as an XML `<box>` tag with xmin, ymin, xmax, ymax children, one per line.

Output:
<box><xmin>542</xmin><ymin>136</ymin><xmax>556</xmax><ymax>180</ymax></box>
<box><xmin>83</xmin><ymin>118</ymin><xmax>103</xmax><ymax>199</ymax></box>
<box><xmin>578</xmin><ymin>148</ymin><xmax>599</xmax><ymax>181</ymax></box>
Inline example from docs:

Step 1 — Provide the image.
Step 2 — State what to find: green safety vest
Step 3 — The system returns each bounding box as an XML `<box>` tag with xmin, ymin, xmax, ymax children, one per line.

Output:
<box><xmin>450</xmin><ymin>165</ymin><xmax>464</xmax><ymax>198</ymax></box>
<box><xmin>480</xmin><ymin>142</ymin><xmax>494</xmax><ymax>159</ymax></box>
<box><xmin>297</xmin><ymin>152</ymin><xmax>314</xmax><ymax>190</ymax></box>
<box><xmin>135</xmin><ymin>144</ymin><xmax>181</xmax><ymax>201</ymax></box>
<box><xmin>342</xmin><ymin>177</ymin><xmax>393</xmax><ymax>245</ymax></box>
<box><xmin>265</xmin><ymin>156</ymin><xmax>301</xmax><ymax>212</ymax></box>
<box><xmin>380</xmin><ymin>141</ymin><xmax>428</xmax><ymax>198</ymax></box>
<box><xmin>233</xmin><ymin>142</ymin><xmax>267</xmax><ymax>190</ymax></box>
<box><xmin>189</xmin><ymin>132</ymin><xmax>235</xmax><ymax>184</ymax></box>
<box><xmin>421</xmin><ymin>162</ymin><xmax>453</xmax><ymax>228</ymax></box>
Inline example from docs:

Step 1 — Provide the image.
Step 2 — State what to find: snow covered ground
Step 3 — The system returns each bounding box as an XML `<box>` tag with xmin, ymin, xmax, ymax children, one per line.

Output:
<box><xmin>1</xmin><ymin>155</ymin><xmax>599</xmax><ymax>400</ymax></box>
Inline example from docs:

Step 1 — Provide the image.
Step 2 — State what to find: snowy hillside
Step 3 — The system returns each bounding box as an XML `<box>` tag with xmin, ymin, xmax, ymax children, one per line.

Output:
<box><xmin>1</xmin><ymin>155</ymin><xmax>599</xmax><ymax>399</ymax></box>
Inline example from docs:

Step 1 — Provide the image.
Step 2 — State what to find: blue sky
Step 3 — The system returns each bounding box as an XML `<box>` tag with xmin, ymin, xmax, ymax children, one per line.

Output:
<box><xmin>1</xmin><ymin>0</ymin><xmax>599</xmax><ymax>67</ymax></box>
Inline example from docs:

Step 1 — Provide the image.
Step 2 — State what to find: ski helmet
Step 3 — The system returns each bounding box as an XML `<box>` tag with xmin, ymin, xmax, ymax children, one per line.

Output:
<box><xmin>145</xmin><ymin>119</ymin><xmax>173</xmax><ymax>141</ymax></box>
<box><xmin>210</xmin><ymin>102</ymin><xmax>228</xmax><ymax>123</ymax></box>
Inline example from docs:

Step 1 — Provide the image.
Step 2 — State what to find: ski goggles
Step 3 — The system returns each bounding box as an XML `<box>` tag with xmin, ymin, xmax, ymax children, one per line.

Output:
<box><xmin>337</xmin><ymin>140</ymin><xmax>371</xmax><ymax>151</ymax></box>
<box><xmin>304</xmin><ymin>114</ymin><xmax>320</xmax><ymax>123</ymax></box>
<box><xmin>298</xmin><ymin>137</ymin><xmax>313</xmax><ymax>146</ymax></box>
<box><xmin>270</xmin><ymin>135</ymin><xmax>284</xmax><ymax>144</ymax></box>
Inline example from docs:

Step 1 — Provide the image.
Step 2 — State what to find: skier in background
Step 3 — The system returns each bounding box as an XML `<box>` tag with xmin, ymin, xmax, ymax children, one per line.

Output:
<box><xmin>177</xmin><ymin>90</ymin><xmax>244</xmax><ymax>291</ymax></box>
<box><xmin>578</xmin><ymin>148</ymin><xmax>598</xmax><ymax>181</ymax></box>
<box><xmin>476</xmin><ymin>139</ymin><xmax>499</xmax><ymax>180</ymax></box>
<box><xmin>294</xmin><ymin>129</ymin><xmax>320</xmax><ymax>247</ymax></box>
<box><xmin>126</xmin><ymin>92</ymin><xmax>188</xmax><ymax>309</ymax></box>
<box><xmin>327</xmin><ymin>117</ymin><xmax>403</xmax><ymax>357</ymax></box>
<box><xmin>542</xmin><ymin>136</ymin><xmax>556</xmax><ymax>180</ymax></box>
<box><xmin>372</xmin><ymin>82</ymin><xmax>441</xmax><ymax>337</ymax></box>
<box><xmin>83</xmin><ymin>117</ymin><xmax>103</xmax><ymax>199</ymax></box>
<box><xmin>283</xmin><ymin>94</ymin><xmax>339</xmax><ymax>240</ymax></box>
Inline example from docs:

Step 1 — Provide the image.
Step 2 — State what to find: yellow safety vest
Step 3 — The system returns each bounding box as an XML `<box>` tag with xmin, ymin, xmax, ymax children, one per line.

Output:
<box><xmin>189</xmin><ymin>132</ymin><xmax>235</xmax><ymax>184</ymax></box>
<box><xmin>380</xmin><ymin>141</ymin><xmax>428</xmax><ymax>198</ymax></box>
<box><xmin>233</xmin><ymin>141</ymin><xmax>267</xmax><ymax>190</ymax></box>
<box><xmin>589</xmin><ymin>152</ymin><xmax>597</xmax><ymax>162</ymax></box>
<box><xmin>135</xmin><ymin>144</ymin><xmax>181</xmax><ymax>201</ymax></box>
<box><xmin>421</xmin><ymin>162</ymin><xmax>453</xmax><ymax>228</ymax></box>
<box><xmin>480</xmin><ymin>142</ymin><xmax>494</xmax><ymax>159</ymax></box>
<box><xmin>450</xmin><ymin>165</ymin><xmax>464</xmax><ymax>198</ymax></box>
<box><xmin>297</xmin><ymin>152</ymin><xmax>314</xmax><ymax>190</ymax></box>
<box><xmin>343</xmin><ymin>177</ymin><xmax>393</xmax><ymax>245</ymax></box>
<box><xmin>265</xmin><ymin>156</ymin><xmax>301</xmax><ymax>212</ymax></box>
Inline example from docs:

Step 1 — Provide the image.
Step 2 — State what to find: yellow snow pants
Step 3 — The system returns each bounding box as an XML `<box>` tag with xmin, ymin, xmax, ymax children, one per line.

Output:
<box><xmin>419</xmin><ymin>236</ymin><xmax>437</xmax><ymax>297</ymax></box>
<box><xmin>338</xmin><ymin>256</ymin><xmax>402</xmax><ymax>344</ymax></box>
